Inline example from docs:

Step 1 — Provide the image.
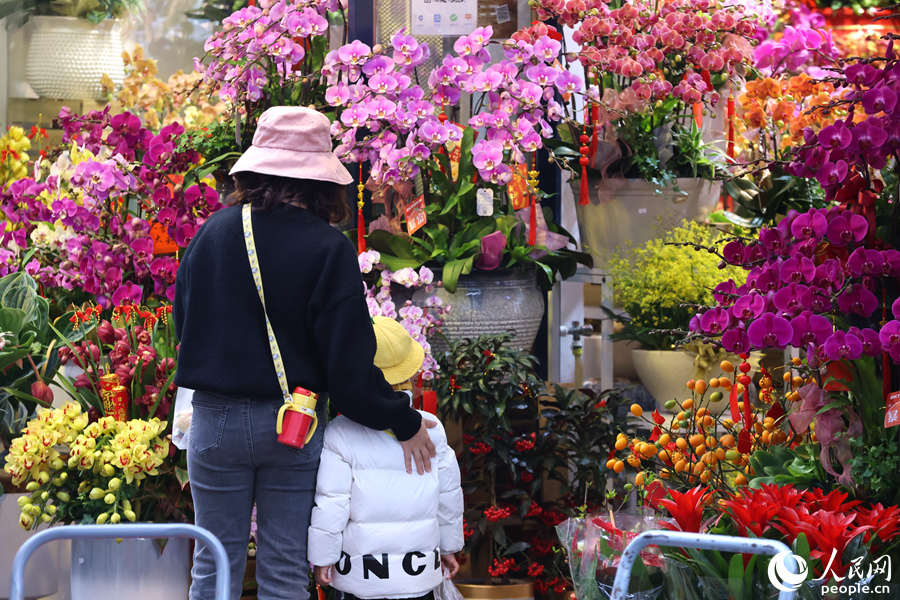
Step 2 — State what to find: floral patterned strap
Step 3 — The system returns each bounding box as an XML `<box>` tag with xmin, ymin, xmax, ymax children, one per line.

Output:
<box><xmin>242</xmin><ymin>203</ymin><xmax>291</xmax><ymax>403</ymax></box>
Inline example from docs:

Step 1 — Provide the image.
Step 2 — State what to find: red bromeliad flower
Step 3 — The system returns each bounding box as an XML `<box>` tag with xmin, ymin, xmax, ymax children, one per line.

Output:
<box><xmin>657</xmin><ymin>486</ymin><xmax>711</xmax><ymax>533</ymax></box>
<box><xmin>802</xmin><ymin>487</ymin><xmax>861</xmax><ymax>513</ymax></box>
<box><xmin>722</xmin><ymin>487</ymin><xmax>784</xmax><ymax>537</ymax></box>
<box><xmin>787</xmin><ymin>511</ymin><xmax>872</xmax><ymax>578</ymax></box>
<box><xmin>854</xmin><ymin>503</ymin><xmax>900</xmax><ymax>550</ymax></box>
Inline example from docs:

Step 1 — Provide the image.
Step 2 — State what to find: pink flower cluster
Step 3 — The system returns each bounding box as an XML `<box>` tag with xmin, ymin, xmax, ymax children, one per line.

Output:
<box><xmin>690</xmin><ymin>206</ymin><xmax>900</xmax><ymax>364</ymax></box>
<box><xmin>195</xmin><ymin>0</ymin><xmax>334</xmax><ymax>103</ymax></box>
<box><xmin>754</xmin><ymin>26</ymin><xmax>839</xmax><ymax>78</ymax></box>
<box><xmin>327</xmin><ymin>27</ymin><xmax>578</xmax><ymax>185</ymax></box>
<box><xmin>359</xmin><ymin>250</ymin><xmax>446</xmax><ymax>379</ymax></box>
<box><xmin>533</xmin><ymin>0</ymin><xmax>759</xmax><ymax>106</ymax></box>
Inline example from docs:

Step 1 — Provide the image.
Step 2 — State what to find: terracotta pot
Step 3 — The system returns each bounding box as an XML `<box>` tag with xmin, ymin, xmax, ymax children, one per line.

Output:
<box><xmin>456</xmin><ymin>580</ymin><xmax>534</xmax><ymax>600</ymax></box>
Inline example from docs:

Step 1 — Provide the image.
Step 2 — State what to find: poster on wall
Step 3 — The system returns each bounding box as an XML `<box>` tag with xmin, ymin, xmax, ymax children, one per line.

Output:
<box><xmin>411</xmin><ymin>0</ymin><xmax>478</xmax><ymax>36</ymax></box>
<box><xmin>477</xmin><ymin>0</ymin><xmax>517</xmax><ymax>38</ymax></box>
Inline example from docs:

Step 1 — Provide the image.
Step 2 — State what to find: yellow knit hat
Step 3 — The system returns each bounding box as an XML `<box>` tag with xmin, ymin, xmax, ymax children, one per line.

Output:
<box><xmin>372</xmin><ymin>316</ymin><xmax>425</xmax><ymax>386</ymax></box>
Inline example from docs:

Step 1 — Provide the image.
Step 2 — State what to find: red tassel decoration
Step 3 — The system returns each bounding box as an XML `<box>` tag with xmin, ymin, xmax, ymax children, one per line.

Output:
<box><xmin>528</xmin><ymin>196</ymin><xmax>537</xmax><ymax>246</ymax></box>
<box><xmin>692</xmin><ymin>103</ymin><xmax>703</xmax><ymax>129</ymax></box>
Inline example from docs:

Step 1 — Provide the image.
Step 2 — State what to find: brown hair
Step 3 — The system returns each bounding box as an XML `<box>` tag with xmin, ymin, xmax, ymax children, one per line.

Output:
<box><xmin>229</xmin><ymin>172</ymin><xmax>352</xmax><ymax>225</ymax></box>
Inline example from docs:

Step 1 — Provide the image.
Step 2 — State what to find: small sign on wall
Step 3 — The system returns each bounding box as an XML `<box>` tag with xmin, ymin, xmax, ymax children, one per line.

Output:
<box><xmin>411</xmin><ymin>0</ymin><xmax>478</xmax><ymax>36</ymax></box>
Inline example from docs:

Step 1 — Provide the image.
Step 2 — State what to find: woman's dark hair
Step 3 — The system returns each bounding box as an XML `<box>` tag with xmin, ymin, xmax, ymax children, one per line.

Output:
<box><xmin>229</xmin><ymin>172</ymin><xmax>352</xmax><ymax>225</ymax></box>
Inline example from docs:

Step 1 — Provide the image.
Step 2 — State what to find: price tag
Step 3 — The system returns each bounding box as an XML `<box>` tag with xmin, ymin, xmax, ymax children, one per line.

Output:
<box><xmin>405</xmin><ymin>195</ymin><xmax>427</xmax><ymax>235</ymax></box>
<box><xmin>886</xmin><ymin>391</ymin><xmax>900</xmax><ymax>428</ymax></box>
<box><xmin>476</xmin><ymin>188</ymin><xmax>494</xmax><ymax>216</ymax></box>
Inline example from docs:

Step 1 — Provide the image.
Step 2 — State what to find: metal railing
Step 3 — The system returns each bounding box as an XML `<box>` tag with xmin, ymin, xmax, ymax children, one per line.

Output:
<box><xmin>610</xmin><ymin>530</ymin><xmax>798</xmax><ymax>600</ymax></box>
<box><xmin>9</xmin><ymin>523</ymin><xmax>229</xmax><ymax>600</ymax></box>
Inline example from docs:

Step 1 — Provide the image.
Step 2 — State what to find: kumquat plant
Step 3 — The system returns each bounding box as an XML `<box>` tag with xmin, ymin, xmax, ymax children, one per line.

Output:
<box><xmin>607</xmin><ymin>355</ymin><xmax>810</xmax><ymax>500</ymax></box>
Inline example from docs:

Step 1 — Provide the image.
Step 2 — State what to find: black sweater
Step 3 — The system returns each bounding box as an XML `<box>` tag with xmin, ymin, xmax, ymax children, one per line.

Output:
<box><xmin>173</xmin><ymin>203</ymin><xmax>422</xmax><ymax>441</ymax></box>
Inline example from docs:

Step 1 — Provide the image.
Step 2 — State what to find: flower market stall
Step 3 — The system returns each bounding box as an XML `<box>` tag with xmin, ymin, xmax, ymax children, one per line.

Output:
<box><xmin>1</xmin><ymin>0</ymin><xmax>900</xmax><ymax>599</ymax></box>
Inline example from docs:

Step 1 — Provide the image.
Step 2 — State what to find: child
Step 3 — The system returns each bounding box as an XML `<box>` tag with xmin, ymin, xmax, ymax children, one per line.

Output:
<box><xmin>308</xmin><ymin>317</ymin><xmax>464</xmax><ymax>600</ymax></box>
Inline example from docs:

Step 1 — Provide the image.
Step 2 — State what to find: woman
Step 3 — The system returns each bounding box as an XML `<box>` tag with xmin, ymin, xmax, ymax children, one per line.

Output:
<box><xmin>174</xmin><ymin>106</ymin><xmax>436</xmax><ymax>600</ymax></box>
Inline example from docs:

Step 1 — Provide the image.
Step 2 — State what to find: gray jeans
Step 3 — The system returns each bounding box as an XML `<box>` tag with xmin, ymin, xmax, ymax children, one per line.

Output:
<box><xmin>188</xmin><ymin>391</ymin><xmax>324</xmax><ymax>600</ymax></box>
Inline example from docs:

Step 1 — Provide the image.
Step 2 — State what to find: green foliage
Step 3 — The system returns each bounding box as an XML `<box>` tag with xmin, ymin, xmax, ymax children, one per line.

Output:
<box><xmin>540</xmin><ymin>385</ymin><xmax>623</xmax><ymax>511</ymax></box>
<box><xmin>849</xmin><ymin>436</ymin><xmax>900</xmax><ymax>507</ymax></box>
<box><xmin>0</xmin><ymin>272</ymin><xmax>84</xmax><ymax>453</ymax></box>
<box><xmin>747</xmin><ymin>444</ymin><xmax>828</xmax><ymax>490</ymax></box>
<box><xmin>605</xmin><ymin>221</ymin><xmax>747</xmax><ymax>350</ymax></box>
<box><xmin>357</xmin><ymin>126</ymin><xmax>591</xmax><ymax>293</ymax></box>
<box><xmin>0</xmin><ymin>0</ymin><xmax>142</xmax><ymax>24</ymax></box>
<box><xmin>186</xmin><ymin>0</ymin><xmax>247</xmax><ymax>22</ymax></box>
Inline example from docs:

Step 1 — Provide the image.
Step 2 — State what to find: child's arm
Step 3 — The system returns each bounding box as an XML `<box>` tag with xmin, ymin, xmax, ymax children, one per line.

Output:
<box><xmin>435</xmin><ymin>425</ymin><xmax>464</xmax><ymax>555</ymax></box>
<box><xmin>307</xmin><ymin>426</ymin><xmax>353</xmax><ymax>568</ymax></box>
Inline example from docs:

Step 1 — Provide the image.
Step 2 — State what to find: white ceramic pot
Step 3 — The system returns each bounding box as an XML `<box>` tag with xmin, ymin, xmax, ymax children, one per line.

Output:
<box><xmin>70</xmin><ymin>537</ymin><xmax>190</xmax><ymax>600</ymax></box>
<box><xmin>25</xmin><ymin>16</ymin><xmax>126</xmax><ymax>100</ymax></box>
<box><xmin>631</xmin><ymin>349</ymin><xmax>698</xmax><ymax>407</ymax></box>
<box><xmin>0</xmin><ymin>494</ymin><xmax>59</xmax><ymax>600</ymax></box>
<box><xmin>409</xmin><ymin>269</ymin><xmax>545</xmax><ymax>353</ymax></box>
<box><xmin>631</xmin><ymin>348</ymin><xmax>762</xmax><ymax>407</ymax></box>
<box><xmin>574</xmin><ymin>178</ymin><xmax>721</xmax><ymax>267</ymax></box>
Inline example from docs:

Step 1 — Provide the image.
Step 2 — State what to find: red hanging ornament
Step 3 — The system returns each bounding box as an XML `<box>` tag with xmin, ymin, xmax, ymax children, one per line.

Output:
<box><xmin>578</xmin><ymin>127</ymin><xmax>590</xmax><ymax>206</ymax></box>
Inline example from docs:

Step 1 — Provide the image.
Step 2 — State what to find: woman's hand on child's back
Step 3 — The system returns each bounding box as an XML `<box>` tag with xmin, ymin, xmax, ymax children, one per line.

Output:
<box><xmin>314</xmin><ymin>565</ymin><xmax>333</xmax><ymax>586</ymax></box>
<box><xmin>440</xmin><ymin>554</ymin><xmax>459</xmax><ymax>579</ymax></box>
<box><xmin>400</xmin><ymin>418</ymin><xmax>437</xmax><ymax>475</ymax></box>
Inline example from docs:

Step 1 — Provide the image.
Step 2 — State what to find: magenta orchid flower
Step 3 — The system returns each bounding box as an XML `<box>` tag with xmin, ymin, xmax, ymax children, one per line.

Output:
<box><xmin>747</xmin><ymin>313</ymin><xmax>793</xmax><ymax>349</ymax></box>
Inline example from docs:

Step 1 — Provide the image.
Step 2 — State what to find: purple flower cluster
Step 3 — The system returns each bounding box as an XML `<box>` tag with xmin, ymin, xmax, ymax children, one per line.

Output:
<box><xmin>196</xmin><ymin>0</ymin><xmax>333</xmax><ymax>103</ymax></box>
<box><xmin>327</xmin><ymin>27</ymin><xmax>577</xmax><ymax>186</ymax></box>
<box><xmin>0</xmin><ymin>110</ymin><xmax>222</xmax><ymax>305</ymax></box>
<box><xmin>787</xmin><ymin>46</ymin><xmax>900</xmax><ymax>198</ymax></box>
<box><xmin>690</xmin><ymin>207</ymin><xmax>900</xmax><ymax>363</ymax></box>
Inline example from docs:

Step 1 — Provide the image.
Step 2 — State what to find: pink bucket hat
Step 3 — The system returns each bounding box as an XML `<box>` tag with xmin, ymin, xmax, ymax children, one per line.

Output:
<box><xmin>229</xmin><ymin>106</ymin><xmax>354</xmax><ymax>185</ymax></box>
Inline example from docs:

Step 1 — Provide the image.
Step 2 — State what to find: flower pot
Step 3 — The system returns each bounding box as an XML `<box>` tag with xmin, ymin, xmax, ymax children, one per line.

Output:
<box><xmin>455</xmin><ymin>580</ymin><xmax>534</xmax><ymax>600</ymax></box>
<box><xmin>412</xmin><ymin>269</ymin><xmax>545</xmax><ymax>353</ymax></box>
<box><xmin>70</xmin><ymin>536</ymin><xmax>190</xmax><ymax>600</ymax></box>
<box><xmin>25</xmin><ymin>16</ymin><xmax>126</xmax><ymax>100</ymax></box>
<box><xmin>0</xmin><ymin>493</ymin><xmax>59</xmax><ymax>600</ymax></box>
<box><xmin>630</xmin><ymin>349</ymin><xmax>762</xmax><ymax>407</ymax></box>
<box><xmin>573</xmin><ymin>178</ymin><xmax>721</xmax><ymax>267</ymax></box>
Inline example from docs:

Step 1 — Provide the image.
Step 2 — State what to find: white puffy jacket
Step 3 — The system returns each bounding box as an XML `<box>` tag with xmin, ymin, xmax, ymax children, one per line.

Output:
<box><xmin>307</xmin><ymin>410</ymin><xmax>464</xmax><ymax>599</ymax></box>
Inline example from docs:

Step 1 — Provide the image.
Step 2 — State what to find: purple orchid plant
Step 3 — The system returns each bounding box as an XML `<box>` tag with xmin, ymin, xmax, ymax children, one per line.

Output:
<box><xmin>0</xmin><ymin>106</ymin><xmax>221</xmax><ymax>307</ymax></box>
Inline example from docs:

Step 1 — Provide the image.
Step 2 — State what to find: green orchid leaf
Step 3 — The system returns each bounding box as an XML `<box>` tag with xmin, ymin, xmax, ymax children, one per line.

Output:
<box><xmin>442</xmin><ymin>256</ymin><xmax>474</xmax><ymax>293</ymax></box>
<box><xmin>0</xmin><ymin>308</ymin><xmax>26</xmax><ymax>338</ymax></box>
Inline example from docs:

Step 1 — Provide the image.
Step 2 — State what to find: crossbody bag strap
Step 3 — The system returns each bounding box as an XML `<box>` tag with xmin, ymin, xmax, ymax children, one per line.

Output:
<box><xmin>241</xmin><ymin>203</ymin><xmax>291</xmax><ymax>403</ymax></box>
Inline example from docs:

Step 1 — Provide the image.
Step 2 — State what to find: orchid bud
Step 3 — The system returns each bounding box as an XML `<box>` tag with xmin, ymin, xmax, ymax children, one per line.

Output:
<box><xmin>30</xmin><ymin>381</ymin><xmax>54</xmax><ymax>404</ymax></box>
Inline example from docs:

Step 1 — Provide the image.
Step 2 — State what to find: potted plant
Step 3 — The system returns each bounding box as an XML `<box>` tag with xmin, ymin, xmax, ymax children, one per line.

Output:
<box><xmin>522</xmin><ymin>2</ymin><xmax>760</xmax><ymax>266</ymax></box>
<box><xmin>434</xmin><ymin>333</ymin><xmax>553</xmax><ymax>598</ymax></box>
<box><xmin>319</xmin><ymin>28</ymin><xmax>590</xmax><ymax>350</ymax></box>
<box><xmin>604</xmin><ymin>220</ymin><xmax>747</xmax><ymax>406</ymax></box>
<box><xmin>3</xmin><ymin>302</ymin><xmax>192</xmax><ymax>599</ymax></box>
<box><xmin>0</xmin><ymin>0</ymin><xmax>144</xmax><ymax>100</ymax></box>
<box><xmin>0</xmin><ymin>272</ymin><xmax>82</xmax><ymax>600</ymax></box>
<box><xmin>191</xmin><ymin>0</ymin><xmax>347</xmax><ymax>175</ymax></box>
